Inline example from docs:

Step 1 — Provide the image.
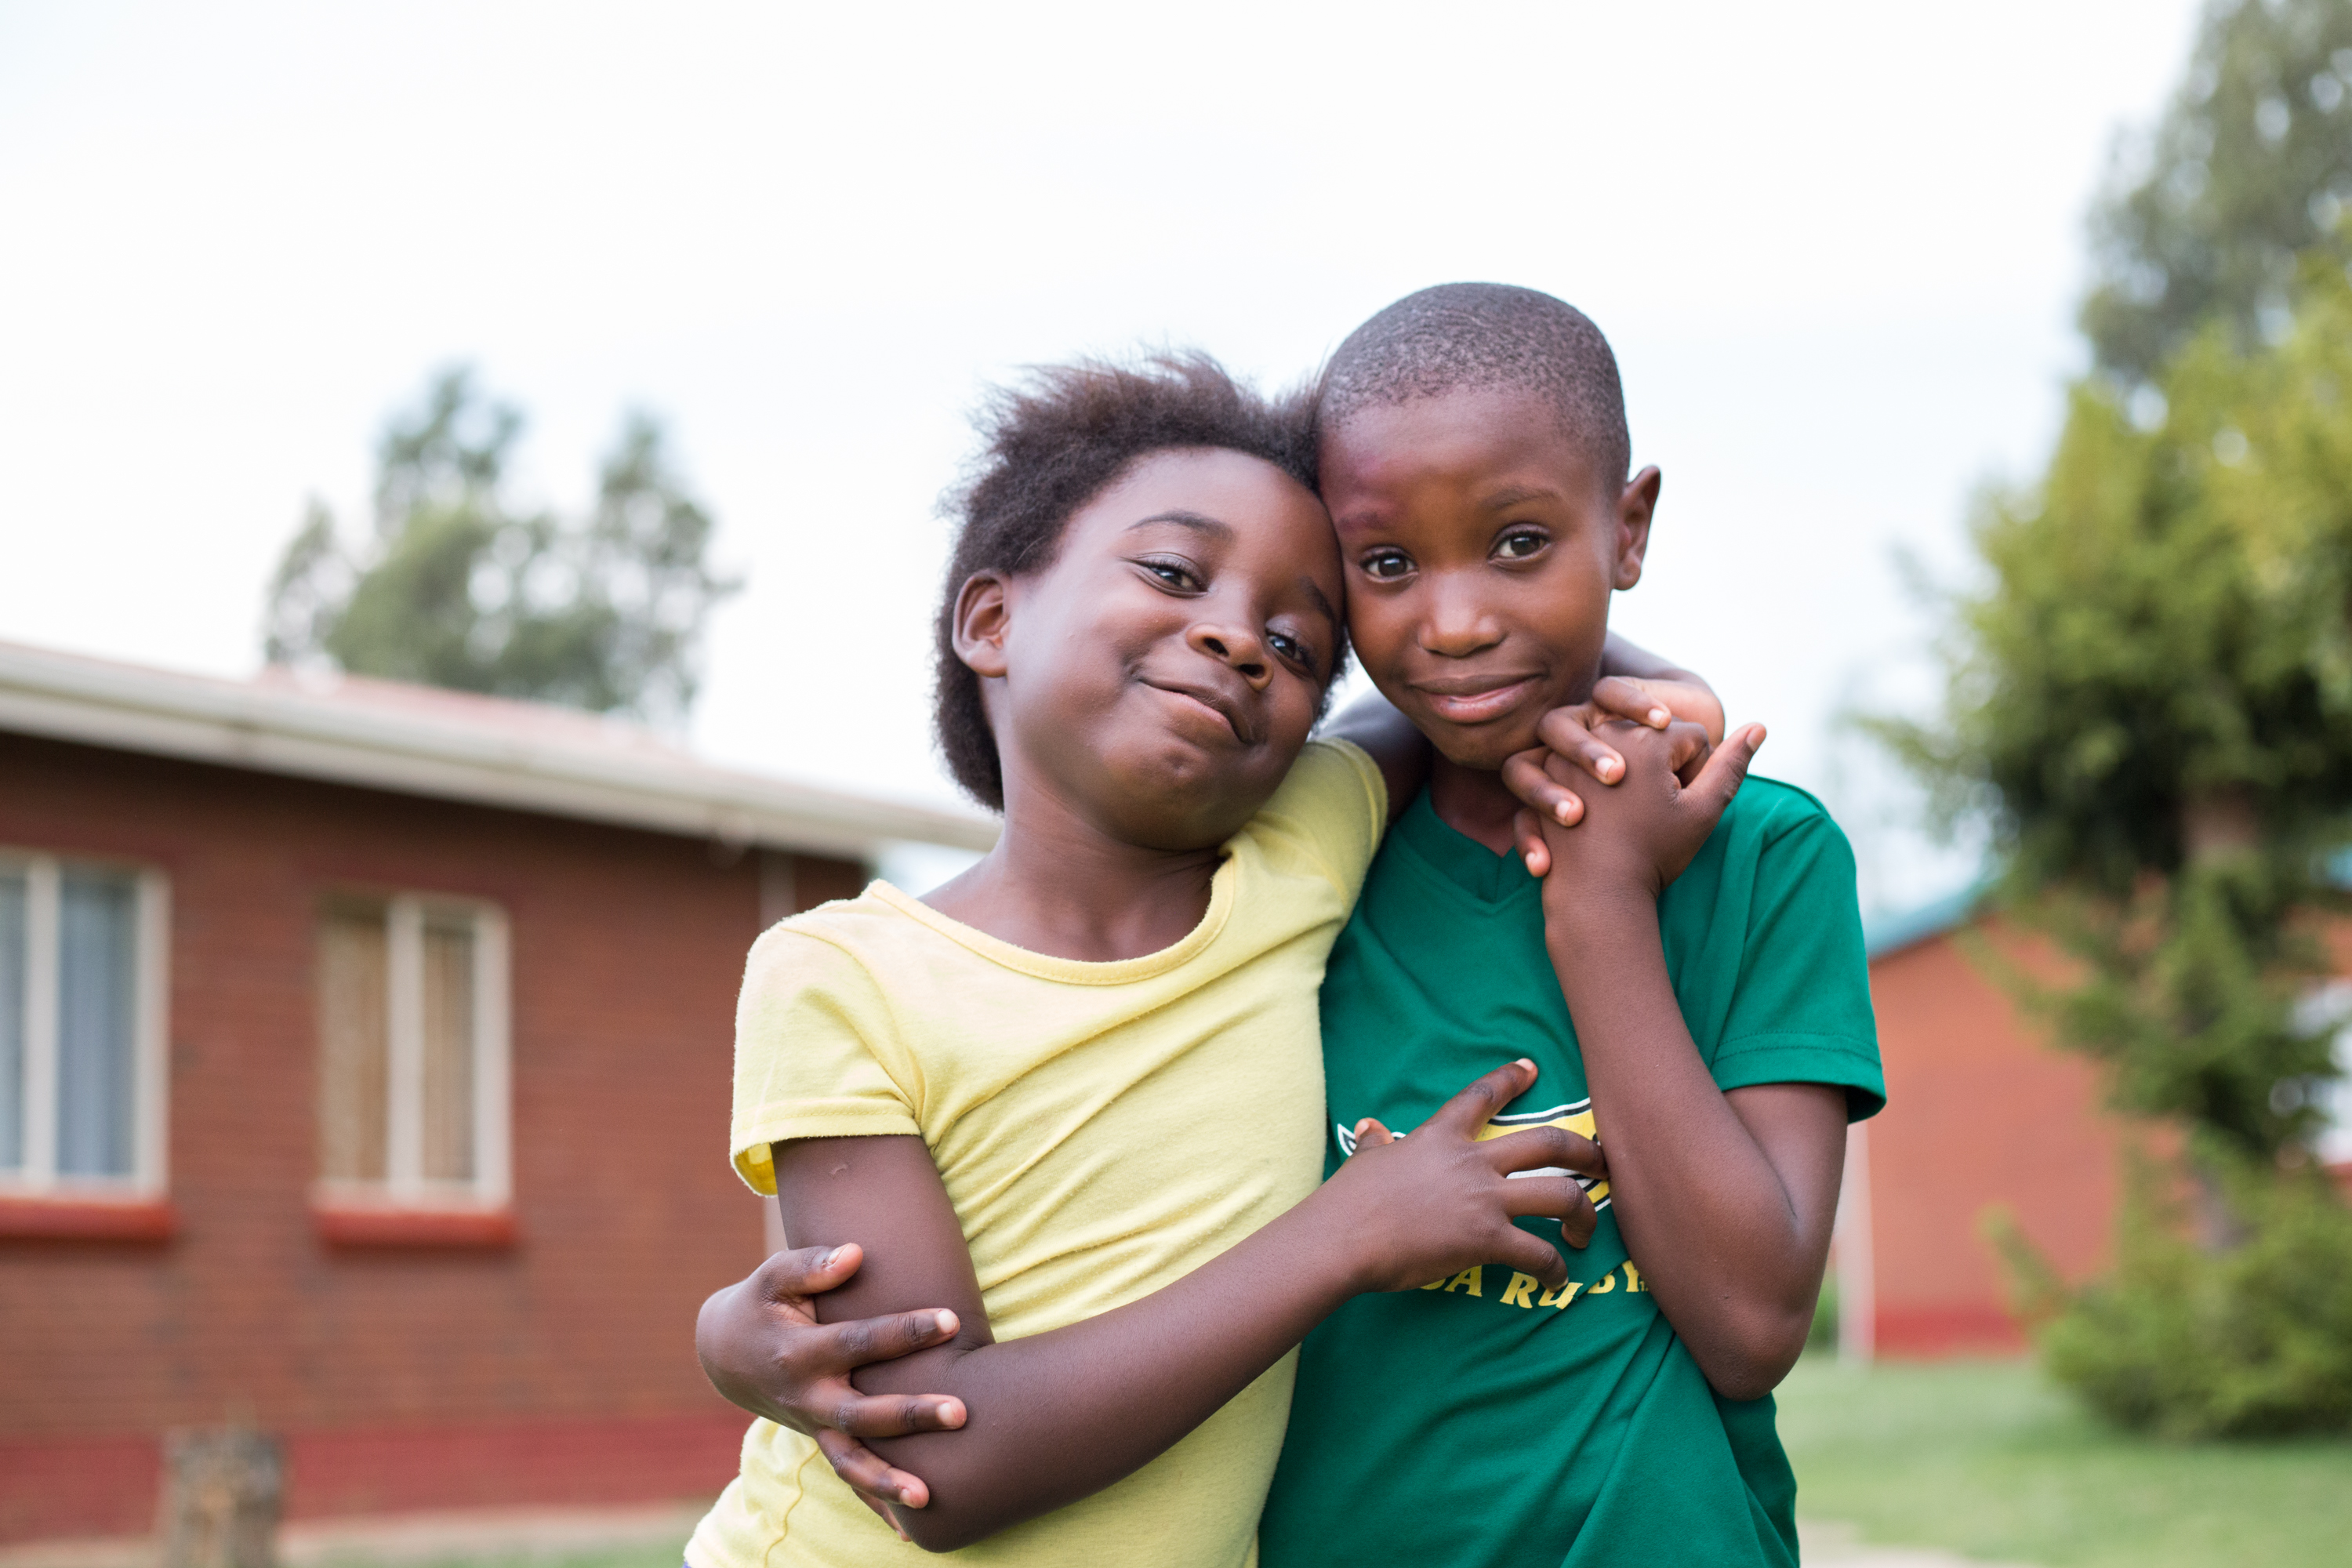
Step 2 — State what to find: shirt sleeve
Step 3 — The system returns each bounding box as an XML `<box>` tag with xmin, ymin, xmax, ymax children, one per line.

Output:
<box><xmin>1247</xmin><ymin>737</ymin><xmax>1389</xmax><ymax>906</ymax></box>
<box><xmin>1709</xmin><ymin>803</ymin><xmax>1888</xmax><ymax>1121</ymax></box>
<box><xmin>728</xmin><ymin>924</ymin><xmax>922</xmax><ymax>1195</ymax></box>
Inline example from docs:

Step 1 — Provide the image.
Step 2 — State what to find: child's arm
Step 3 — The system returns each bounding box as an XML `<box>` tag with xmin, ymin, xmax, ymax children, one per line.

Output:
<box><xmin>775</xmin><ymin>1062</ymin><xmax>1601</xmax><ymax>1552</ymax></box>
<box><xmin>1323</xmin><ymin>631</ymin><xmax>1723</xmax><ymax>824</ymax></box>
<box><xmin>1531</xmin><ymin>722</ymin><xmax>1848</xmax><ymax>1402</ymax></box>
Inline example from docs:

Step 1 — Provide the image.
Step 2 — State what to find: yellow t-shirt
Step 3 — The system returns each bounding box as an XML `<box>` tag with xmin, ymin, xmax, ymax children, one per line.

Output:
<box><xmin>686</xmin><ymin>739</ymin><xmax>1386</xmax><ymax>1568</ymax></box>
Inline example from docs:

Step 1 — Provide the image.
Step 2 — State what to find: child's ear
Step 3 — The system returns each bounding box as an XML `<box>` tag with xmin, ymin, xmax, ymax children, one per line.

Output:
<box><xmin>950</xmin><ymin>572</ymin><xmax>1014</xmax><ymax>678</ymax></box>
<box><xmin>1611</xmin><ymin>466</ymin><xmax>1661</xmax><ymax>592</ymax></box>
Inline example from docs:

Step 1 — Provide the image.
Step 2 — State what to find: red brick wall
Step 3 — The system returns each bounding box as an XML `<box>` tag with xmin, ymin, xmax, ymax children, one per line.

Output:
<box><xmin>1863</xmin><ymin>925</ymin><xmax>2129</xmax><ymax>1356</ymax></box>
<box><xmin>0</xmin><ymin>732</ymin><xmax>866</xmax><ymax>1539</ymax></box>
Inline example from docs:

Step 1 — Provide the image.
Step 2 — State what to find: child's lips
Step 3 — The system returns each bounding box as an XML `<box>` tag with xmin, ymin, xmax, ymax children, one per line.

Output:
<box><xmin>1414</xmin><ymin>676</ymin><xmax>1540</xmax><ymax>724</ymax></box>
<box><xmin>1145</xmin><ymin>680</ymin><xmax>1250</xmax><ymax>744</ymax></box>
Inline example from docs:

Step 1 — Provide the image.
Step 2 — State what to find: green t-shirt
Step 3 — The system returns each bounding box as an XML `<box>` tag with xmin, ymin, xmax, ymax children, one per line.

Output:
<box><xmin>1258</xmin><ymin>778</ymin><xmax>1885</xmax><ymax>1568</ymax></box>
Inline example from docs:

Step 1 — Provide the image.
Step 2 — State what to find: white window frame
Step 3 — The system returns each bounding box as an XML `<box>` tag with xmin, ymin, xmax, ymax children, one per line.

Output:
<box><xmin>314</xmin><ymin>894</ymin><xmax>510</xmax><ymax>1212</ymax></box>
<box><xmin>2296</xmin><ymin>980</ymin><xmax>2352</xmax><ymax>1167</ymax></box>
<box><xmin>0</xmin><ymin>849</ymin><xmax>169</xmax><ymax>1199</ymax></box>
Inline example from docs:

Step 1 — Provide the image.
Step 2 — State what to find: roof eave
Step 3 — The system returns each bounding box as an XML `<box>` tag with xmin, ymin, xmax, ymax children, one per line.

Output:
<box><xmin>0</xmin><ymin>644</ymin><xmax>997</xmax><ymax>860</ymax></box>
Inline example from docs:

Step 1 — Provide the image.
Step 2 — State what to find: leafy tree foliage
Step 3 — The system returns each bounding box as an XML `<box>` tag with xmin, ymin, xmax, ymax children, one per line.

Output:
<box><xmin>2082</xmin><ymin>0</ymin><xmax>2352</xmax><ymax>383</ymax></box>
<box><xmin>265</xmin><ymin>368</ymin><xmax>738</xmax><ymax>722</ymax></box>
<box><xmin>1890</xmin><ymin>254</ymin><xmax>2352</xmax><ymax>1163</ymax></box>
<box><xmin>1889</xmin><ymin>0</ymin><xmax>2352</xmax><ymax>1443</ymax></box>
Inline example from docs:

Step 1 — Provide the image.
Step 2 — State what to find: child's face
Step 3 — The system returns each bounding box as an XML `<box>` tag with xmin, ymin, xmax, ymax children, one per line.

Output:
<box><xmin>957</xmin><ymin>448</ymin><xmax>1343</xmax><ymax>851</ymax></box>
<box><xmin>1321</xmin><ymin>388</ymin><xmax>1653</xmax><ymax>772</ymax></box>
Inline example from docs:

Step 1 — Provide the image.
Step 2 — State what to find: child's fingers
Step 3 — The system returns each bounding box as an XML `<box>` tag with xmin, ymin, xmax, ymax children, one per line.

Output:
<box><xmin>1350</xmin><ymin>1116</ymin><xmax>1399</xmax><ymax>1149</ymax></box>
<box><xmin>1662</xmin><ymin>719</ymin><xmax>1714</xmax><ymax>784</ymax></box>
<box><xmin>849</xmin><ymin>1482</ymin><xmax>900</xmax><ymax>1533</ymax></box>
<box><xmin>809</xmin><ymin>1310</ymin><xmax>965</xmax><ymax>1385</ymax></box>
<box><xmin>815</xmin><ymin>1428</ymin><xmax>931</xmax><ymax>1512</ymax></box>
<box><xmin>1604</xmin><ymin>674</ymin><xmax>1726</xmax><ymax>745</ymax></box>
<box><xmin>1487</xmin><ymin>1219</ymin><xmax>1574</xmax><ymax>1292</ymax></box>
<box><xmin>1530</xmin><ymin>711</ymin><xmax>1628</xmax><ymax>787</ymax></box>
<box><xmin>1685</xmin><ymin>723</ymin><xmax>1765</xmax><ymax>816</ymax></box>
<box><xmin>1495</xmin><ymin>1175</ymin><xmax>1602</xmax><ymax>1250</ymax></box>
<box><xmin>1427</xmin><ymin>1060</ymin><xmax>1540</xmax><ymax>1135</ymax></box>
<box><xmin>756</xmin><ymin>1240</ymin><xmax>862</xmax><ymax>1301</ymax></box>
<box><xmin>1556</xmin><ymin>1189</ymin><xmax>1602</xmax><ymax>1250</ymax></box>
<box><xmin>1479</xmin><ymin>1125</ymin><xmax>1606</xmax><ymax>1181</ymax></box>
<box><xmin>1512</xmin><ymin>807</ymin><xmax>1550</xmax><ymax>877</ymax></box>
<box><xmin>810</xmin><ymin>1381</ymin><xmax>967</xmax><ymax>1439</ymax></box>
<box><xmin>1501</xmin><ymin>749</ymin><xmax>1588</xmax><ymax>825</ymax></box>
<box><xmin>1588</xmin><ymin>675</ymin><xmax>1675</xmax><ymax>730</ymax></box>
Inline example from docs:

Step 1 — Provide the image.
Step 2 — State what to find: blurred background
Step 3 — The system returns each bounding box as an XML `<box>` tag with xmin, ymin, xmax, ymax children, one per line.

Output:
<box><xmin>3</xmin><ymin>0</ymin><xmax>2223</xmax><ymax>908</ymax></box>
<box><xmin>5</xmin><ymin>3</ymin><xmax>2351</xmax><ymax>1567</ymax></box>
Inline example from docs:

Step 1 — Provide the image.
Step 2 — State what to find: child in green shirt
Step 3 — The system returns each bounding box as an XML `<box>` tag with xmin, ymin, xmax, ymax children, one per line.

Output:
<box><xmin>1253</xmin><ymin>285</ymin><xmax>1881</xmax><ymax>1568</ymax></box>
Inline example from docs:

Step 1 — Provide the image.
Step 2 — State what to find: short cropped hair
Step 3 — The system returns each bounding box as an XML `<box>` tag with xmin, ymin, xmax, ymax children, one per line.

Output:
<box><xmin>932</xmin><ymin>352</ymin><xmax>1319</xmax><ymax>811</ymax></box>
<box><xmin>1316</xmin><ymin>283</ymin><xmax>1631</xmax><ymax>491</ymax></box>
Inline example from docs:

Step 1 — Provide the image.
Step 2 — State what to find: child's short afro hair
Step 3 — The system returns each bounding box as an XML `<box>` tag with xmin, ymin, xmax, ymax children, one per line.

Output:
<box><xmin>933</xmin><ymin>350</ymin><xmax>1319</xmax><ymax>811</ymax></box>
<box><xmin>1316</xmin><ymin>282</ymin><xmax>1631</xmax><ymax>491</ymax></box>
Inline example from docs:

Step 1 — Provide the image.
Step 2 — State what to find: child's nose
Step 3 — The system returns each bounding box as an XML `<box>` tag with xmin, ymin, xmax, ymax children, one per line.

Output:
<box><xmin>1188</xmin><ymin>622</ymin><xmax>1272</xmax><ymax>691</ymax></box>
<box><xmin>1417</xmin><ymin>578</ymin><xmax>1504</xmax><ymax>656</ymax></box>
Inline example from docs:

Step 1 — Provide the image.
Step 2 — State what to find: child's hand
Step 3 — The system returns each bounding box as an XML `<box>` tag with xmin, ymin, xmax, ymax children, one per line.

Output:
<box><xmin>1503</xmin><ymin>676</ymin><xmax>1726</xmax><ymax>876</ymax></box>
<box><xmin>695</xmin><ymin>1244</ymin><xmax>967</xmax><ymax>1520</ymax></box>
<box><xmin>1320</xmin><ymin>1061</ymin><xmax>1606</xmax><ymax>1294</ymax></box>
<box><xmin>1535</xmin><ymin>720</ymin><xmax>1764</xmax><ymax>904</ymax></box>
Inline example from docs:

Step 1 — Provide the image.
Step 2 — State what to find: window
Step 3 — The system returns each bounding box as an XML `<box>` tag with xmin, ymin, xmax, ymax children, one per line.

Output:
<box><xmin>0</xmin><ymin>853</ymin><xmax>169</xmax><ymax>1195</ymax></box>
<box><xmin>314</xmin><ymin>895</ymin><xmax>509</xmax><ymax>1212</ymax></box>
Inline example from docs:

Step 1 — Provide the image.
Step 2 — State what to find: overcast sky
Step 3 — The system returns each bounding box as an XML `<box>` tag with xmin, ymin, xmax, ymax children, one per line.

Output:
<box><xmin>0</xmin><ymin>1</ymin><xmax>2205</xmax><ymax>910</ymax></box>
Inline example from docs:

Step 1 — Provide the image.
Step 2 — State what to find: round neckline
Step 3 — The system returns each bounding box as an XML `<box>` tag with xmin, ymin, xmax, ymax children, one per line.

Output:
<box><xmin>866</xmin><ymin>855</ymin><xmax>1240</xmax><ymax>985</ymax></box>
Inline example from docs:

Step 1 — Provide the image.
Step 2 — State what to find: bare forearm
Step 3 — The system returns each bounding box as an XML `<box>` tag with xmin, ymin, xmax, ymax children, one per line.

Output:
<box><xmin>1320</xmin><ymin>690</ymin><xmax>1427</xmax><ymax>822</ymax></box>
<box><xmin>1547</xmin><ymin>896</ymin><xmax>1824</xmax><ymax>1397</ymax></box>
<box><xmin>855</xmin><ymin>1204</ymin><xmax>1364</xmax><ymax>1549</ymax></box>
<box><xmin>1599</xmin><ymin>630</ymin><xmax>1696</xmax><ymax>684</ymax></box>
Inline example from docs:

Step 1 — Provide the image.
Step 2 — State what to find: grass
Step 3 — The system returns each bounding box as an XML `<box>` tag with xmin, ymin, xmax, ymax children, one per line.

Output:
<box><xmin>298</xmin><ymin>1524</ymin><xmax>695</xmax><ymax>1568</ymax></box>
<box><xmin>1777</xmin><ymin>1355</ymin><xmax>2352</xmax><ymax>1566</ymax></box>
<box><xmin>305</xmin><ymin>1545</ymin><xmax>687</xmax><ymax>1568</ymax></box>
<box><xmin>296</xmin><ymin>1363</ymin><xmax>2347</xmax><ymax>1568</ymax></box>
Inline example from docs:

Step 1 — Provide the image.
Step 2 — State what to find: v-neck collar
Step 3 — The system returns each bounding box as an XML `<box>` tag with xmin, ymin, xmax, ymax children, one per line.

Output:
<box><xmin>1388</xmin><ymin>786</ymin><xmax>1544</xmax><ymax>908</ymax></box>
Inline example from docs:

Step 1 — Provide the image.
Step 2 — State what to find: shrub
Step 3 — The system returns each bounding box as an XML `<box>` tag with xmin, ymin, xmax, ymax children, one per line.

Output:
<box><xmin>1993</xmin><ymin>1155</ymin><xmax>2352</xmax><ymax>1439</ymax></box>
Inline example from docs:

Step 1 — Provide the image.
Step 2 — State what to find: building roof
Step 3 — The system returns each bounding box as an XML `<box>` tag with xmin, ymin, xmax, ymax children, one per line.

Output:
<box><xmin>0</xmin><ymin>639</ymin><xmax>998</xmax><ymax>859</ymax></box>
<box><xmin>1863</xmin><ymin>880</ymin><xmax>1988</xmax><ymax>961</ymax></box>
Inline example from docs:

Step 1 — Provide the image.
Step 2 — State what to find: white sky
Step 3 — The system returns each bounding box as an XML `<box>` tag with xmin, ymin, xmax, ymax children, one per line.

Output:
<box><xmin>0</xmin><ymin>0</ymin><xmax>2204</xmax><ymax>912</ymax></box>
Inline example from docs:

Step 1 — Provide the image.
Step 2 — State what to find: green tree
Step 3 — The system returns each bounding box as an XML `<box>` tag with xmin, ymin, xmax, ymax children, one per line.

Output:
<box><xmin>1894</xmin><ymin>251</ymin><xmax>2352</xmax><ymax>1166</ymax></box>
<box><xmin>264</xmin><ymin>368</ymin><xmax>739</xmax><ymax>722</ymax></box>
<box><xmin>2082</xmin><ymin>0</ymin><xmax>2352</xmax><ymax>384</ymax></box>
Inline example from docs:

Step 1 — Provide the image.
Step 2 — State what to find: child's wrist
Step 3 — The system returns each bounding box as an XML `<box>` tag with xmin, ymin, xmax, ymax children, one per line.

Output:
<box><xmin>1292</xmin><ymin>1182</ymin><xmax>1391</xmax><ymax>1299</ymax></box>
<box><xmin>1541</xmin><ymin>873</ymin><xmax>1656</xmax><ymax>929</ymax></box>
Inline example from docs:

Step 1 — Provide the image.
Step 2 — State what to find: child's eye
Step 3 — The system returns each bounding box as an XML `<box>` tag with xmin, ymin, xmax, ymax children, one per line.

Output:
<box><xmin>1494</xmin><ymin>529</ymin><xmax>1548</xmax><ymax>561</ymax></box>
<box><xmin>1359</xmin><ymin>549</ymin><xmax>1414</xmax><ymax>581</ymax></box>
<box><xmin>1267</xmin><ymin>630</ymin><xmax>1316</xmax><ymax>673</ymax></box>
<box><xmin>1140</xmin><ymin>558</ymin><xmax>1203</xmax><ymax>592</ymax></box>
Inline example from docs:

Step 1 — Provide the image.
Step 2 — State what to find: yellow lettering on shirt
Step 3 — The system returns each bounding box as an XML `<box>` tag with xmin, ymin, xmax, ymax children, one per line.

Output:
<box><xmin>1586</xmin><ymin>1270</ymin><xmax>1616</xmax><ymax>1294</ymax></box>
<box><xmin>1418</xmin><ymin>1277</ymin><xmax>1446</xmax><ymax>1290</ymax></box>
<box><xmin>1623</xmin><ymin>1261</ymin><xmax>1646</xmax><ymax>1293</ymax></box>
<box><xmin>1443</xmin><ymin>1266</ymin><xmax>1484</xmax><ymax>1297</ymax></box>
<box><xmin>1537</xmin><ymin>1280</ymin><xmax>1583</xmax><ymax>1308</ymax></box>
<box><xmin>1498</xmin><ymin>1272</ymin><xmax>1541</xmax><ymax>1308</ymax></box>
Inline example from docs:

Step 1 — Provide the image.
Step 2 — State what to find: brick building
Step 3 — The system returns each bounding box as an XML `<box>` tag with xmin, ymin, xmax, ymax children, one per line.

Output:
<box><xmin>1838</xmin><ymin>891</ymin><xmax>2352</xmax><ymax>1359</ymax></box>
<box><xmin>0</xmin><ymin>641</ymin><xmax>993</xmax><ymax>1544</ymax></box>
